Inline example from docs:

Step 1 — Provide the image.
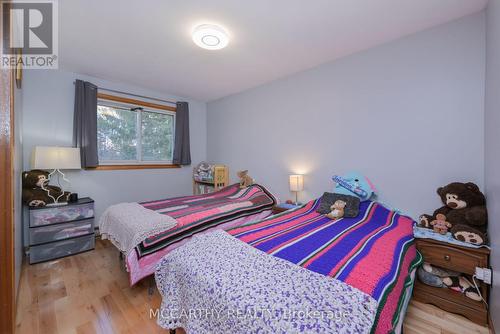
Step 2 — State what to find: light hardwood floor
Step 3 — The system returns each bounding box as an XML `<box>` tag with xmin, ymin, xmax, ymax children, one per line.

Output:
<box><xmin>15</xmin><ymin>239</ymin><xmax>491</xmax><ymax>334</ymax></box>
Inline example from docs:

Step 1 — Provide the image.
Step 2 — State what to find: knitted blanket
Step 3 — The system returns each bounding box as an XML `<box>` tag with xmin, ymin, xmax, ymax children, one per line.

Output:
<box><xmin>155</xmin><ymin>231</ymin><xmax>377</xmax><ymax>333</ymax></box>
<box><xmin>229</xmin><ymin>199</ymin><xmax>422</xmax><ymax>333</ymax></box>
<box><xmin>99</xmin><ymin>202</ymin><xmax>177</xmax><ymax>255</ymax></box>
<box><xmin>135</xmin><ymin>183</ymin><xmax>276</xmax><ymax>258</ymax></box>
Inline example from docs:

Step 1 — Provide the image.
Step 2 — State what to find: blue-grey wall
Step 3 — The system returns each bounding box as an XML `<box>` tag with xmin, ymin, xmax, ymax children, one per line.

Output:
<box><xmin>207</xmin><ymin>13</ymin><xmax>486</xmax><ymax>219</ymax></box>
<box><xmin>485</xmin><ymin>0</ymin><xmax>500</xmax><ymax>329</ymax></box>
<box><xmin>21</xmin><ymin>69</ymin><xmax>207</xmax><ymax>226</ymax></box>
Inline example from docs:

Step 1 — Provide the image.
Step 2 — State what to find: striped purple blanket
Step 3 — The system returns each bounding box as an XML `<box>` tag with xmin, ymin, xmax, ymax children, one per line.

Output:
<box><xmin>136</xmin><ymin>183</ymin><xmax>276</xmax><ymax>258</ymax></box>
<box><xmin>229</xmin><ymin>199</ymin><xmax>422</xmax><ymax>333</ymax></box>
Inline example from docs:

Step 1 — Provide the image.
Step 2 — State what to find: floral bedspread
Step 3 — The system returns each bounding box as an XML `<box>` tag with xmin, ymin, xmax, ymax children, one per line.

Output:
<box><xmin>155</xmin><ymin>231</ymin><xmax>377</xmax><ymax>334</ymax></box>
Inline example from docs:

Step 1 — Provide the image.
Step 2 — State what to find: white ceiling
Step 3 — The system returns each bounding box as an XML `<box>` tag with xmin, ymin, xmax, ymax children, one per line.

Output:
<box><xmin>59</xmin><ymin>0</ymin><xmax>488</xmax><ymax>102</ymax></box>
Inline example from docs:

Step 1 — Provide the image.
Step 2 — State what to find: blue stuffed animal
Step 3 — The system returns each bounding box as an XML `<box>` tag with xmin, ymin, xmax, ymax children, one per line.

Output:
<box><xmin>332</xmin><ymin>172</ymin><xmax>376</xmax><ymax>201</ymax></box>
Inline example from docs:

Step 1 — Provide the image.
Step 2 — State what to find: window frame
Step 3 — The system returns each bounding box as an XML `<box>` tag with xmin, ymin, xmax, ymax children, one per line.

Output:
<box><xmin>91</xmin><ymin>93</ymin><xmax>180</xmax><ymax>170</ymax></box>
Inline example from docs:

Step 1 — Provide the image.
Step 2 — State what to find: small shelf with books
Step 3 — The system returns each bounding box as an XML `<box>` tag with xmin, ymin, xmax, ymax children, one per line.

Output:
<box><xmin>193</xmin><ymin>163</ymin><xmax>229</xmax><ymax>195</ymax></box>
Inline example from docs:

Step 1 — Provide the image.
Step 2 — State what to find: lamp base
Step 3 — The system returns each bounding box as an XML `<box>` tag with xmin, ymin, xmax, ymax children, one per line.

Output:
<box><xmin>42</xmin><ymin>169</ymin><xmax>72</xmax><ymax>206</ymax></box>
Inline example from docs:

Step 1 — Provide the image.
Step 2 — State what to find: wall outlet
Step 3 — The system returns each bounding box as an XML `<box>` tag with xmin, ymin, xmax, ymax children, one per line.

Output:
<box><xmin>475</xmin><ymin>267</ymin><xmax>492</xmax><ymax>285</ymax></box>
<box><xmin>483</xmin><ymin>268</ymin><xmax>492</xmax><ymax>285</ymax></box>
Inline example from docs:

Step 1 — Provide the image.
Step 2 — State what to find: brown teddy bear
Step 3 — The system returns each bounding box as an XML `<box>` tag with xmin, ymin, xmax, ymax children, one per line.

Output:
<box><xmin>326</xmin><ymin>200</ymin><xmax>346</xmax><ymax>220</ymax></box>
<box><xmin>442</xmin><ymin>276</ymin><xmax>481</xmax><ymax>301</ymax></box>
<box><xmin>421</xmin><ymin>182</ymin><xmax>487</xmax><ymax>245</ymax></box>
<box><xmin>22</xmin><ymin>169</ymin><xmax>50</xmax><ymax>188</ymax></box>
<box><xmin>237</xmin><ymin>170</ymin><xmax>254</xmax><ymax>188</ymax></box>
<box><xmin>22</xmin><ymin>170</ymin><xmax>70</xmax><ymax>207</ymax></box>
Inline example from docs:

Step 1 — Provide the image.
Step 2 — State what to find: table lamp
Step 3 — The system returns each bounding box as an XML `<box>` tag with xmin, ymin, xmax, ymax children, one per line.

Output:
<box><xmin>31</xmin><ymin>146</ymin><xmax>81</xmax><ymax>206</ymax></box>
<box><xmin>289</xmin><ymin>174</ymin><xmax>304</xmax><ymax>205</ymax></box>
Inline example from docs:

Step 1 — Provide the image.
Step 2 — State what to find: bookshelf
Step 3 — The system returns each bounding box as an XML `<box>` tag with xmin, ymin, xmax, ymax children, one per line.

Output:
<box><xmin>193</xmin><ymin>164</ymin><xmax>229</xmax><ymax>195</ymax></box>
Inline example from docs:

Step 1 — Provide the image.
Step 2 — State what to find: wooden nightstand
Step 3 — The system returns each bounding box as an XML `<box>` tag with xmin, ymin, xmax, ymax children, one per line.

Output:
<box><xmin>413</xmin><ymin>238</ymin><xmax>490</xmax><ymax>325</ymax></box>
<box><xmin>272</xmin><ymin>203</ymin><xmax>300</xmax><ymax>214</ymax></box>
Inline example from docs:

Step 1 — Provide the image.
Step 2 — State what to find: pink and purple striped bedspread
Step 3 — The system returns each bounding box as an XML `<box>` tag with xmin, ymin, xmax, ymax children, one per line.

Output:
<box><xmin>229</xmin><ymin>199</ymin><xmax>422</xmax><ymax>333</ymax></box>
<box><xmin>126</xmin><ymin>183</ymin><xmax>276</xmax><ymax>285</ymax></box>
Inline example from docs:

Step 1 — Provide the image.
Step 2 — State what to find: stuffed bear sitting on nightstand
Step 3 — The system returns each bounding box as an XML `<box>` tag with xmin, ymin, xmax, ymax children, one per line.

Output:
<box><xmin>419</xmin><ymin>182</ymin><xmax>488</xmax><ymax>246</ymax></box>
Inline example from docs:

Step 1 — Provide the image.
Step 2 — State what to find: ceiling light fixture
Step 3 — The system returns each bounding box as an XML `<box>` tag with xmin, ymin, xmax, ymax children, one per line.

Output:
<box><xmin>192</xmin><ymin>24</ymin><xmax>229</xmax><ymax>50</ymax></box>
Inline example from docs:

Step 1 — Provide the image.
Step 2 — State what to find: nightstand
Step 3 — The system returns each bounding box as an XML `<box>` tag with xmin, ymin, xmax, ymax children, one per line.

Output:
<box><xmin>28</xmin><ymin>198</ymin><xmax>95</xmax><ymax>264</ymax></box>
<box><xmin>272</xmin><ymin>203</ymin><xmax>301</xmax><ymax>214</ymax></box>
<box><xmin>413</xmin><ymin>238</ymin><xmax>490</xmax><ymax>325</ymax></box>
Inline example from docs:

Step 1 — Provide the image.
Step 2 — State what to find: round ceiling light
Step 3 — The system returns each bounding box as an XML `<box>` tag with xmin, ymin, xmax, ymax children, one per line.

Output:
<box><xmin>192</xmin><ymin>24</ymin><xmax>229</xmax><ymax>50</ymax></box>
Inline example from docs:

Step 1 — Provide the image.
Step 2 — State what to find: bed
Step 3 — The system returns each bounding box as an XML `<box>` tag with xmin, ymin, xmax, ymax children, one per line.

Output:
<box><xmin>154</xmin><ymin>198</ymin><xmax>422</xmax><ymax>333</ymax></box>
<box><xmin>100</xmin><ymin>183</ymin><xmax>277</xmax><ymax>285</ymax></box>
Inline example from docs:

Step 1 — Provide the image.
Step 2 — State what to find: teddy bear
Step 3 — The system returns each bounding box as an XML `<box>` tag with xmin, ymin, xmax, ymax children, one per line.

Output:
<box><xmin>442</xmin><ymin>275</ymin><xmax>482</xmax><ymax>301</ymax></box>
<box><xmin>417</xmin><ymin>262</ymin><xmax>460</xmax><ymax>288</ymax></box>
<box><xmin>420</xmin><ymin>182</ymin><xmax>488</xmax><ymax>245</ymax></box>
<box><xmin>237</xmin><ymin>170</ymin><xmax>254</xmax><ymax>188</ymax></box>
<box><xmin>22</xmin><ymin>170</ymin><xmax>70</xmax><ymax>207</ymax></box>
<box><xmin>429</xmin><ymin>214</ymin><xmax>452</xmax><ymax>235</ymax></box>
<box><xmin>326</xmin><ymin>200</ymin><xmax>346</xmax><ymax>220</ymax></box>
<box><xmin>417</xmin><ymin>263</ymin><xmax>481</xmax><ymax>301</ymax></box>
<box><xmin>23</xmin><ymin>169</ymin><xmax>50</xmax><ymax>188</ymax></box>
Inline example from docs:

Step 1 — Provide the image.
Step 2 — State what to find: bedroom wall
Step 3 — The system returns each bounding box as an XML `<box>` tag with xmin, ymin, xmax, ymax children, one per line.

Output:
<box><xmin>21</xmin><ymin>69</ymin><xmax>207</xmax><ymax>224</ymax></box>
<box><xmin>485</xmin><ymin>1</ymin><xmax>500</xmax><ymax>330</ymax></box>
<box><xmin>207</xmin><ymin>13</ymin><xmax>485</xmax><ymax>219</ymax></box>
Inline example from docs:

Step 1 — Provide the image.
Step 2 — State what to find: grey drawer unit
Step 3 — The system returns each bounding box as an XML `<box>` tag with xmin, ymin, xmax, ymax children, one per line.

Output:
<box><xmin>30</xmin><ymin>218</ymin><xmax>94</xmax><ymax>245</ymax></box>
<box><xmin>30</xmin><ymin>201</ymin><xmax>94</xmax><ymax>227</ymax></box>
<box><xmin>28</xmin><ymin>197</ymin><xmax>95</xmax><ymax>264</ymax></box>
<box><xmin>30</xmin><ymin>234</ymin><xmax>95</xmax><ymax>264</ymax></box>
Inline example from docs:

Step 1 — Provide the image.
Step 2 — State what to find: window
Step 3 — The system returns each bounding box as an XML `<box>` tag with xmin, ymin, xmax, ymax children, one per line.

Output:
<box><xmin>96</xmin><ymin>94</ymin><xmax>176</xmax><ymax>167</ymax></box>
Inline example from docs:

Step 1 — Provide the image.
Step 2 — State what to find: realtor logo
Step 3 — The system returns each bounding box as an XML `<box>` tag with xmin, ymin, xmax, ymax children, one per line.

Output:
<box><xmin>1</xmin><ymin>0</ymin><xmax>58</xmax><ymax>68</ymax></box>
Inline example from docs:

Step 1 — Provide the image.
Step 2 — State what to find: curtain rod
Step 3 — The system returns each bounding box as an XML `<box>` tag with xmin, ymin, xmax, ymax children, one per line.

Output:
<box><xmin>73</xmin><ymin>81</ymin><xmax>177</xmax><ymax>105</ymax></box>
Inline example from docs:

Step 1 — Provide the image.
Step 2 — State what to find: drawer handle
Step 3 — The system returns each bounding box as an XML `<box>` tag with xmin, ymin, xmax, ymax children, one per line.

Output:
<box><xmin>444</xmin><ymin>255</ymin><xmax>451</xmax><ymax>261</ymax></box>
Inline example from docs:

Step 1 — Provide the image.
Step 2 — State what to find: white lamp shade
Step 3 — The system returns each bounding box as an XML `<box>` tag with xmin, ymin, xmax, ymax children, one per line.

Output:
<box><xmin>289</xmin><ymin>174</ymin><xmax>304</xmax><ymax>192</ymax></box>
<box><xmin>31</xmin><ymin>146</ymin><xmax>81</xmax><ymax>170</ymax></box>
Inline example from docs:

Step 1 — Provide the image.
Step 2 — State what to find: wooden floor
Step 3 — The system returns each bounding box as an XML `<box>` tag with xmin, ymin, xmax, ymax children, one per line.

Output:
<box><xmin>15</xmin><ymin>239</ymin><xmax>491</xmax><ymax>334</ymax></box>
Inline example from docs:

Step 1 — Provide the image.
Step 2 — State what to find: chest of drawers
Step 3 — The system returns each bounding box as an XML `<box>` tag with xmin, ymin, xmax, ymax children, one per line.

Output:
<box><xmin>28</xmin><ymin>198</ymin><xmax>95</xmax><ymax>264</ymax></box>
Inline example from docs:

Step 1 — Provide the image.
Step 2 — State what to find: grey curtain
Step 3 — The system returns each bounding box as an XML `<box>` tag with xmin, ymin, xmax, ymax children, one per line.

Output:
<box><xmin>172</xmin><ymin>102</ymin><xmax>191</xmax><ymax>165</ymax></box>
<box><xmin>73</xmin><ymin>80</ymin><xmax>98</xmax><ymax>168</ymax></box>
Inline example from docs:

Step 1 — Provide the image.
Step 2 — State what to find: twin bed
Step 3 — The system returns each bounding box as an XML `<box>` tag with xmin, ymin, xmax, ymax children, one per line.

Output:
<box><xmin>100</xmin><ymin>183</ymin><xmax>421</xmax><ymax>333</ymax></box>
<box><xmin>101</xmin><ymin>183</ymin><xmax>277</xmax><ymax>285</ymax></box>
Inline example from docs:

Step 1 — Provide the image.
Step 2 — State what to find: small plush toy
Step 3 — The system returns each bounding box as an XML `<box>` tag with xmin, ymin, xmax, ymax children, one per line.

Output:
<box><xmin>237</xmin><ymin>170</ymin><xmax>254</xmax><ymax>188</ymax></box>
<box><xmin>442</xmin><ymin>276</ymin><xmax>481</xmax><ymax>301</ymax></box>
<box><xmin>418</xmin><ymin>214</ymin><xmax>433</xmax><ymax>229</ymax></box>
<box><xmin>326</xmin><ymin>200</ymin><xmax>346</xmax><ymax>220</ymax></box>
<box><xmin>430</xmin><ymin>214</ymin><xmax>452</xmax><ymax>235</ymax></box>
<box><xmin>418</xmin><ymin>263</ymin><xmax>461</xmax><ymax>289</ymax></box>
<box><xmin>417</xmin><ymin>267</ymin><xmax>445</xmax><ymax>288</ymax></box>
<box><xmin>420</xmin><ymin>182</ymin><xmax>488</xmax><ymax>245</ymax></box>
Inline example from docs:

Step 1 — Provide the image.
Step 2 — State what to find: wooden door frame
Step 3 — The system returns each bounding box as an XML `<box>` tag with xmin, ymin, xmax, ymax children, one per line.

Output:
<box><xmin>0</xmin><ymin>1</ymin><xmax>16</xmax><ymax>332</ymax></box>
